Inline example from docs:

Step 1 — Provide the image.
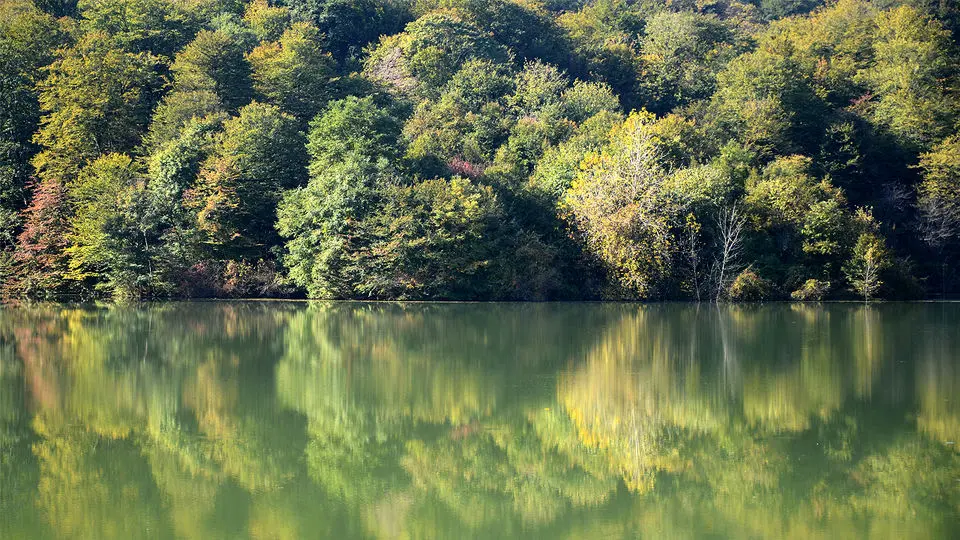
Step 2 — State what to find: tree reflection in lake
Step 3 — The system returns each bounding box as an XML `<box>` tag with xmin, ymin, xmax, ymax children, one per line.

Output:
<box><xmin>0</xmin><ymin>302</ymin><xmax>958</xmax><ymax>539</ymax></box>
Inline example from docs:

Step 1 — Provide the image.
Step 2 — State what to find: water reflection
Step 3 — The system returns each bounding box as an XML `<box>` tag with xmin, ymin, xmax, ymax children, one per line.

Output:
<box><xmin>0</xmin><ymin>302</ymin><xmax>958</xmax><ymax>538</ymax></box>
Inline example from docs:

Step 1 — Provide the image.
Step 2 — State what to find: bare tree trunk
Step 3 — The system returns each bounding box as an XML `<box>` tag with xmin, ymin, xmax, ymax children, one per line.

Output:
<box><xmin>683</xmin><ymin>216</ymin><xmax>702</xmax><ymax>302</ymax></box>
<box><xmin>714</xmin><ymin>203</ymin><xmax>747</xmax><ymax>302</ymax></box>
<box><xmin>862</xmin><ymin>251</ymin><xmax>875</xmax><ymax>301</ymax></box>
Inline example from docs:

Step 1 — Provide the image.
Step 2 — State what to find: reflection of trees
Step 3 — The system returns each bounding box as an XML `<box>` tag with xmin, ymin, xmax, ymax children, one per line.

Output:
<box><xmin>916</xmin><ymin>306</ymin><xmax>960</xmax><ymax>450</ymax></box>
<box><xmin>276</xmin><ymin>303</ymin><xmax>612</xmax><ymax>424</ymax></box>
<box><xmin>919</xmin><ymin>364</ymin><xmax>960</xmax><ymax>449</ymax></box>
<box><xmin>0</xmin><ymin>303</ymin><xmax>309</xmax><ymax>538</ymax></box>
<box><xmin>275</xmin><ymin>303</ymin><xmax>624</xmax><ymax>536</ymax></box>
<box><xmin>557</xmin><ymin>303</ymin><xmax>960</xmax><ymax>537</ymax></box>
<box><xmin>0</xmin><ymin>323</ymin><xmax>37</xmax><ymax>539</ymax></box>
<box><xmin>141</xmin><ymin>442</ymin><xmax>223</xmax><ymax>540</ymax></box>
<box><xmin>11</xmin><ymin>306</ymin><xmax>166</xmax><ymax>539</ymax></box>
<box><xmin>0</xmin><ymin>302</ymin><xmax>959</xmax><ymax>538</ymax></box>
<box><xmin>33</xmin><ymin>424</ymin><xmax>167</xmax><ymax>539</ymax></box>
<box><xmin>847</xmin><ymin>437</ymin><xmax>960</xmax><ymax>535</ymax></box>
<box><xmin>402</xmin><ymin>412</ymin><xmax>618</xmax><ymax>531</ymax></box>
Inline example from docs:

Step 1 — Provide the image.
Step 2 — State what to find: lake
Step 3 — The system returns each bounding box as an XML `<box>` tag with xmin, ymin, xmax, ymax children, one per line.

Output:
<box><xmin>1</xmin><ymin>302</ymin><xmax>958</xmax><ymax>539</ymax></box>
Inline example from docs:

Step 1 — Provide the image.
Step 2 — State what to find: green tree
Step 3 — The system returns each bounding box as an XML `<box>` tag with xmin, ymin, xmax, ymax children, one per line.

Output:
<box><xmin>918</xmin><ymin>136</ymin><xmax>960</xmax><ymax>249</ymax></box>
<box><xmin>759</xmin><ymin>0</ymin><xmax>876</xmax><ymax>108</ymax></box>
<box><xmin>244</xmin><ymin>0</ymin><xmax>291</xmax><ymax>42</ymax></box>
<box><xmin>442</xmin><ymin>0</ymin><xmax>574</xmax><ymax>68</ymax></box>
<box><xmin>76</xmin><ymin>0</ymin><xmax>193</xmax><ymax>57</ymax></box>
<box><xmin>366</xmin><ymin>9</ymin><xmax>509</xmax><ymax>95</ymax></box>
<box><xmin>143</xmin><ymin>113</ymin><xmax>227</xmax><ymax>284</ymax></box>
<box><xmin>0</xmin><ymin>0</ymin><xmax>956</xmax><ymax>301</ymax></box>
<box><xmin>916</xmin><ymin>136</ymin><xmax>960</xmax><ymax>292</ymax></box>
<box><xmin>65</xmin><ymin>153</ymin><xmax>157</xmax><ymax>298</ymax></box>
<box><xmin>759</xmin><ymin>0</ymin><xmax>821</xmax><ymax>20</ymax></box>
<box><xmin>32</xmin><ymin>32</ymin><xmax>160</xmax><ymax>189</ymax></box>
<box><xmin>247</xmin><ymin>22</ymin><xmax>336</xmax><ymax>122</ymax></box>
<box><xmin>745</xmin><ymin>155</ymin><xmax>851</xmax><ymax>290</ymax></box>
<box><xmin>561</xmin><ymin>80</ymin><xmax>620</xmax><ymax>124</ymax></box>
<box><xmin>277</xmin><ymin>96</ymin><xmax>402</xmax><ymax>297</ymax></box>
<box><xmin>185</xmin><ymin>102</ymin><xmax>306</xmax><ymax>258</ymax></box>
<box><xmin>556</xmin><ymin>0</ymin><xmax>647</xmax><ymax>110</ymax></box>
<box><xmin>305</xmin><ymin>96</ymin><xmax>402</xmax><ymax>169</ymax></box>
<box><xmin>351</xmin><ymin>177</ymin><xmax>518</xmax><ymax>300</ymax></box>
<box><xmin>639</xmin><ymin>11</ymin><xmax>740</xmax><ymax>113</ymax></box>
<box><xmin>146</xmin><ymin>114</ymin><xmax>226</xmax><ymax>207</ymax></box>
<box><xmin>7</xmin><ymin>32</ymin><xmax>159</xmax><ymax>296</ymax></box>
<box><xmin>0</xmin><ymin>0</ymin><xmax>64</xmax><ymax>248</ymax></box>
<box><xmin>488</xmin><ymin>117</ymin><xmax>564</xmax><ymax>185</ymax></box>
<box><xmin>285</xmin><ymin>0</ymin><xmax>408</xmax><ymax>59</ymax></box>
<box><xmin>169</xmin><ymin>29</ymin><xmax>253</xmax><ymax>111</ymax></box>
<box><xmin>403</xmin><ymin>59</ymin><xmax>515</xmax><ymax>170</ymax></box>
<box><xmin>747</xmin><ymin>156</ymin><xmax>827</xmax><ymax>227</ymax></box>
<box><xmin>143</xmin><ymin>89</ymin><xmax>225</xmax><ymax>151</ymax></box>
<box><xmin>858</xmin><ymin>5</ymin><xmax>959</xmax><ymax>150</ymax></box>
<box><xmin>529</xmin><ymin>111</ymin><xmax>623</xmax><ymax>201</ymax></box>
<box><xmin>277</xmin><ymin>157</ymin><xmax>399</xmax><ymax>298</ymax></box>
<box><xmin>508</xmin><ymin>61</ymin><xmax>569</xmax><ymax>118</ymax></box>
<box><xmin>709</xmin><ymin>46</ymin><xmax>823</xmax><ymax>156</ymax></box>
<box><xmin>33</xmin><ymin>0</ymin><xmax>79</xmax><ymax>18</ymax></box>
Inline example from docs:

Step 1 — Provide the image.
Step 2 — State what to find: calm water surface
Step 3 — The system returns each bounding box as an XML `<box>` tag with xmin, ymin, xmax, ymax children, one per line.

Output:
<box><xmin>1</xmin><ymin>302</ymin><xmax>959</xmax><ymax>539</ymax></box>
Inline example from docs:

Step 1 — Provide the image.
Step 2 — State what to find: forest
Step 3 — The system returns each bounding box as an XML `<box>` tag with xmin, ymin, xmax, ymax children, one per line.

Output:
<box><xmin>1</xmin><ymin>0</ymin><xmax>959</xmax><ymax>301</ymax></box>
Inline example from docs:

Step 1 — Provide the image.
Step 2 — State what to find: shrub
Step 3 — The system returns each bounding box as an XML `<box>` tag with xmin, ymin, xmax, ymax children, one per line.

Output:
<box><xmin>728</xmin><ymin>268</ymin><xmax>773</xmax><ymax>301</ymax></box>
<box><xmin>791</xmin><ymin>279</ymin><xmax>831</xmax><ymax>301</ymax></box>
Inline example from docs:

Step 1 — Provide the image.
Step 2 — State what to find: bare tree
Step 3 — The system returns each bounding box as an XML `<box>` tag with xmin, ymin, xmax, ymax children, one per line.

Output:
<box><xmin>918</xmin><ymin>196</ymin><xmax>960</xmax><ymax>297</ymax></box>
<box><xmin>682</xmin><ymin>214</ymin><xmax>704</xmax><ymax>302</ymax></box>
<box><xmin>713</xmin><ymin>203</ymin><xmax>747</xmax><ymax>302</ymax></box>
<box><xmin>919</xmin><ymin>196</ymin><xmax>960</xmax><ymax>252</ymax></box>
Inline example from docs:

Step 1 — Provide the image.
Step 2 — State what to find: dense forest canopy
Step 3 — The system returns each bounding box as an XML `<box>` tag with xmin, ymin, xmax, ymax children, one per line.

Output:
<box><xmin>1</xmin><ymin>0</ymin><xmax>959</xmax><ymax>300</ymax></box>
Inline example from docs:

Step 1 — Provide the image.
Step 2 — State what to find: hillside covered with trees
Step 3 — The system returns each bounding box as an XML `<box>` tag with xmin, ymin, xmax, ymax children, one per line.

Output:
<box><xmin>1</xmin><ymin>0</ymin><xmax>959</xmax><ymax>301</ymax></box>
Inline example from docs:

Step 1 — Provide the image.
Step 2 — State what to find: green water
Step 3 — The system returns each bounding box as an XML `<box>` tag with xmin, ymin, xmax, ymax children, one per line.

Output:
<box><xmin>1</xmin><ymin>302</ymin><xmax>959</xmax><ymax>539</ymax></box>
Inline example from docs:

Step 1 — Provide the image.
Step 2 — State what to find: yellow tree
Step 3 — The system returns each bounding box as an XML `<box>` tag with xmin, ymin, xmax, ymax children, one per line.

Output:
<box><xmin>562</xmin><ymin>111</ymin><xmax>677</xmax><ymax>298</ymax></box>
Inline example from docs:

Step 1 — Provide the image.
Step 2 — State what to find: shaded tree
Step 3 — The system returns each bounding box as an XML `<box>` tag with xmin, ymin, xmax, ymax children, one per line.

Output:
<box><xmin>169</xmin><ymin>29</ymin><xmax>253</xmax><ymax>111</ymax></box>
<box><xmin>185</xmin><ymin>102</ymin><xmax>306</xmax><ymax>258</ymax></box>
